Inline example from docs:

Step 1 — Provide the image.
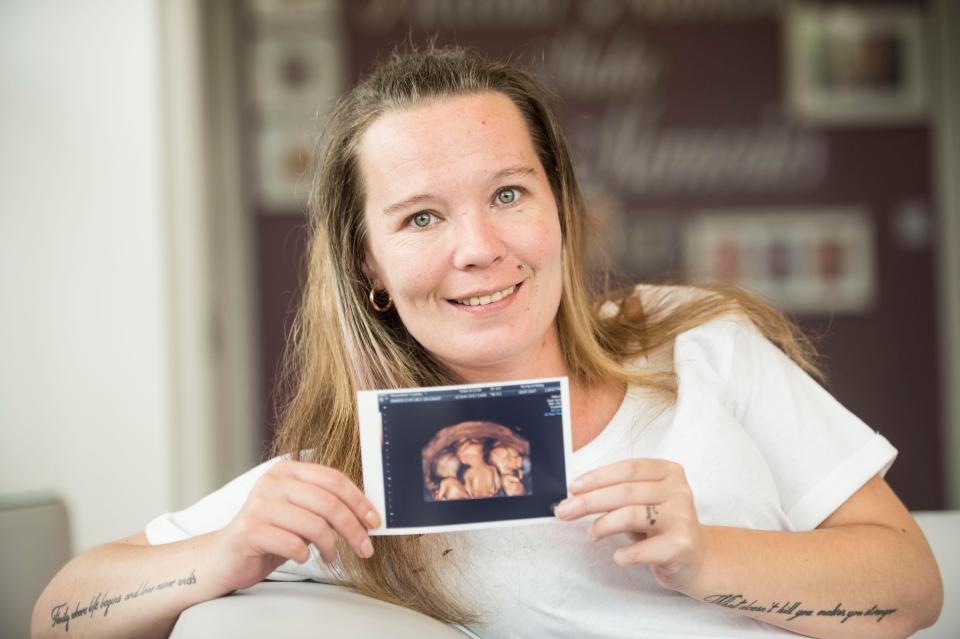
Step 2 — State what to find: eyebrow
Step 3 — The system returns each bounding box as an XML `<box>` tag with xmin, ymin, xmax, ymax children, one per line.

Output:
<box><xmin>381</xmin><ymin>165</ymin><xmax>538</xmax><ymax>216</ymax></box>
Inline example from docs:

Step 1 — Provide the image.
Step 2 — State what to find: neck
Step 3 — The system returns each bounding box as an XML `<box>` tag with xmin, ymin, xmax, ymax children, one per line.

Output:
<box><xmin>440</xmin><ymin>327</ymin><xmax>627</xmax><ymax>451</ymax></box>
<box><xmin>443</xmin><ymin>325</ymin><xmax>570</xmax><ymax>385</ymax></box>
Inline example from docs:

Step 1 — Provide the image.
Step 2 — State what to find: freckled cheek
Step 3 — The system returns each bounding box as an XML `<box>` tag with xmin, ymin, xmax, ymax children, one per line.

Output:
<box><xmin>385</xmin><ymin>253</ymin><xmax>446</xmax><ymax>304</ymax></box>
<box><xmin>522</xmin><ymin>222</ymin><xmax>562</xmax><ymax>279</ymax></box>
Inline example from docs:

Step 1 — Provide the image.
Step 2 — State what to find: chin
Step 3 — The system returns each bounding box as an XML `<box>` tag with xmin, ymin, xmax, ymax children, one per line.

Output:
<box><xmin>413</xmin><ymin>317</ymin><xmax>557</xmax><ymax>377</ymax></box>
<box><xmin>436</xmin><ymin>340</ymin><xmax>536</xmax><ymax>375</ymax></box>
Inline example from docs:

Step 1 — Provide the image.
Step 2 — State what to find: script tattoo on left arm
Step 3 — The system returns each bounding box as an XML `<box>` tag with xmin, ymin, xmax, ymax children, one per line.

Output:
<box><xmin>703</xmin><ymin>593</ymin><xmax>898</xmax><ymax>624</ymax></box>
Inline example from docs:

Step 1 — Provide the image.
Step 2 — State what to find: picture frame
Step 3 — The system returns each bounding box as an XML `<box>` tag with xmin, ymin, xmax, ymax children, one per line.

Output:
<box><xmin>247</xmin><ymin>0</ymin><xmax>341</xmax><ymax>28</ymax></box>
<box><xmin>682</xmin><ymin>207</ymin><xmax>876</xmax><ymax>315</ymax></box>
<box><xmin>784</xmin><ymin>4</ymin><xmax>928</xmax><ymax>125</ymax></box>
<box><xmin>252</xmin><ymin>32</ymin><xmax>345</xmax><ymax>112</ymax></box>
<box><xmin>255</xmin><ymin>113</ymin><xmax>318</xmax><ymax>212</ymax></box>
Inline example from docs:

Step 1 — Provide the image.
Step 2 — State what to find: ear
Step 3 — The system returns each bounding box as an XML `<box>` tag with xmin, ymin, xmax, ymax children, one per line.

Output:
<box><xmin>361</xmin><ymin>253</ymin><xmax>384</xmax><ymax>290</ymax></box>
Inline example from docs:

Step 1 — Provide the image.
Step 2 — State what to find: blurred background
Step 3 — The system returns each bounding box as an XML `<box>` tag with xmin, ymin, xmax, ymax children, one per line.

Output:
<box><xmin>1</xmin><ymin>0</ymin><xmax>958</xmax><ymax>621</ymax></box>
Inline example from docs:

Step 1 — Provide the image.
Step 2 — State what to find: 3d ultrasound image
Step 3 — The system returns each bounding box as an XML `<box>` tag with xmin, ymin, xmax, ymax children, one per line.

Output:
<box><xmin>422</xmin><ymin>421</ymin><xmax>532</xmax><ymax>502</ymax></box>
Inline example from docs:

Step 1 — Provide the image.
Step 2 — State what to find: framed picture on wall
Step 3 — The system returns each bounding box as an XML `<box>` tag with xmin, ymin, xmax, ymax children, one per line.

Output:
<box><xmin>252</xmin><ymin>33</ymin><xmax>345</xmax><ymax>112</ymax></box>
<box><xmin>248</xmin><ymin>0</ymin><xmax>340</xmax><ymax>26</ymax></box>
<box><xmin>682</xmin><ymin>207</ymin><xmax>875</xmax><ymax>315</ymax></box>
<box><xmin>256</xmin><ymin>113</ymin><xmax>317</xmax><ymax>212</ymax></box>
<box><xmin>785</xmin><ymin>4</ymin><xmax>927</xmax><ymax>125</ymax></box>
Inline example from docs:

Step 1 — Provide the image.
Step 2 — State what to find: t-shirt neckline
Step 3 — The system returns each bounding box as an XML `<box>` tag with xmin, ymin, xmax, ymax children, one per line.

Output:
<box><xmin>569</xmin><ymin>385</ymin><xmax>637</xmax><ymax>473</ymax></box>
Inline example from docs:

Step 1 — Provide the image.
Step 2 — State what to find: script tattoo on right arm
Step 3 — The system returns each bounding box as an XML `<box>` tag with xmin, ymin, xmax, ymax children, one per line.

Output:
<box><xmin>49</xmin><ymin>569</ymin><xmax>198</xmax><ymax>632</ymax></box>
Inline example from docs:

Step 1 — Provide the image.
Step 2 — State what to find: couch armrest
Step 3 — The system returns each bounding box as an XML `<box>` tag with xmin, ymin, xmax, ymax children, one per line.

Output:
<box><xmin>911</xmin><ymin>510</ymin><xmax>959</xmax><ymax>638</ymax></box>
<box><xmin>169</xmin><ymin>580</ymin><xmax>470</xmax><ymax>638</ymax></box>
<box><xmin>0</xmin><ymin>491</ymin><xmax>71</xmax><ymax>639</ymax></box>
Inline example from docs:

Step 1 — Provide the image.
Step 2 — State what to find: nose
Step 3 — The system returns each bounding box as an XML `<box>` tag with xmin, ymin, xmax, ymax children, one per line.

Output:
<box><xmin>451</xmin><ymin>209</ymin><xmax>506</xmax><ymax>270</ymax></box>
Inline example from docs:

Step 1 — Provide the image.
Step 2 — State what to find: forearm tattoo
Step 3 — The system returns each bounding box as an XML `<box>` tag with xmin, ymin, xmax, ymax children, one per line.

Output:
<box><xmin>49</xmin><ymin>569</ymin><xmax>198</xmax><ymax>632</ymax></box>
<box><xmin>704</xmin><ymin>593</ymin><xmax>897</xmax><ymax>624</ymax></box>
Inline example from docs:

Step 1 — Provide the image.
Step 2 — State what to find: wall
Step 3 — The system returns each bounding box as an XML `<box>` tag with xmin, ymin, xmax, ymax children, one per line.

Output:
<box><xmin>248</xmin><ymin>0</ymin><xmax>947</xmax><ymax>510</ymax></box>
<box><xmin>0</xmin><ymin>0</ymin><xmax>175</xmax><ymax>553</ymax></box>
<box><xmin>934</xmin><ymin>0</ymin><xmax>960</xmax><ymax>508</ymax></box>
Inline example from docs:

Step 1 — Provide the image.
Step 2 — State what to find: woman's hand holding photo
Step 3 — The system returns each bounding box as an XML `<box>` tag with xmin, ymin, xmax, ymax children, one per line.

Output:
<box><xmin>555</xmin><ymin>459</ymin><xmax>705</xmax><ymax>591</ymax></box>
<box><xmin>210</xmin><ymin>460</ymin><xmax>380</xmax><ymax>594</ymax></box>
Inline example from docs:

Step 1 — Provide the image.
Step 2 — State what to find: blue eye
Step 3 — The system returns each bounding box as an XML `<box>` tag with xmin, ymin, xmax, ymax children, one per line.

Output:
<box><xmin>409</xmin><ymin>211</ymin><xmax>436</xmax><ymax>228</ymax></box>
<box><xmin>495</xmin><ymin>187</ymin><xmax>522</xmax><ymax>205</ymax></box>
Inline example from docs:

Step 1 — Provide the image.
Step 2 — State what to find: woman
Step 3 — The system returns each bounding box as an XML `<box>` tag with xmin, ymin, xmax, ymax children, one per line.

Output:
<box><xmin>32</xmin><ymin>45</ymin><xmax>942</xmax><ymax>638</ymax></box>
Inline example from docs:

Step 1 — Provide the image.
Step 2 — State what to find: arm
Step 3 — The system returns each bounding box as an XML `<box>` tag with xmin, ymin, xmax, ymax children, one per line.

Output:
<box><xmin>683</xmin><ymin>476</ymin><xmax>942</xmax><ymax>639</ymax></box>
<box><xmin>31</xmin><ymin>460</ymin><xmax>381</xmax><ymax>639</ymax></box>
<box><xmin>31</xmin><ymin>531</ymin><xmax>229</xmax><ymax>639</ymax></box>
<box><xmin>556</xmin><ymin>461</ymin><xmax>943</xmax><ymax>639</ymax></box>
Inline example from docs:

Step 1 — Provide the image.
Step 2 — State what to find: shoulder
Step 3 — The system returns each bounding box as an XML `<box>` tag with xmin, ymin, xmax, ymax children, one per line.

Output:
<box><xmin>672</xmin><ymin>313</ymin><xmax>756</xmax><ymax>389</ymax></box>
<box><xmin>144</xmin><ymin>453</ymin><xmax>311</xmax><ymax>545</ymax></box>
<box><xmin>616</xmin><ymin>283</ymin><xmax>756</xmax><ymax>376</ymax></box>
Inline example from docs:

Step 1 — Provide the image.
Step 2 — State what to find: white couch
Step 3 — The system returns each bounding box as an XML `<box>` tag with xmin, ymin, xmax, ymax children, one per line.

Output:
<box><xmin>911</xmin><ymin>511</ymin><xmax>959</xmax><ymax>638</ymax></box>
<box><xmin>0</xmin><ymin>492</ymin><xmax>71</xmax><ymax>639</ymax></box>
<box><xmin>169</xmin><ymin>580</ymin><xmax>474</xmax><ymax>638</ymax></box>
<box><xmin>169</xmin><ymin>511</ymin><xmax>960</xmax><ymax>638</ymax></box>
<box><xmin>4</xmin><ymin>494</ymin><xmax>954</xmax><ymax>638</ymax></box>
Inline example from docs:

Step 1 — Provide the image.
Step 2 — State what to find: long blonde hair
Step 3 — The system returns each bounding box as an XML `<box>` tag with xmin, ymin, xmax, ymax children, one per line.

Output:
<box><xmin>270</xmin><ymin>43</ymin><xmax>819</xmax><ymax>623</ymax></box>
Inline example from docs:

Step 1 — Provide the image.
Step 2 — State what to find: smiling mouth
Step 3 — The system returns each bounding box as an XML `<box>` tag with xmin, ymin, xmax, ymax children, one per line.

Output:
<box><xmin>450</xmin><ymin>282</ymin><xmax>521</xmax><ymax>307</ymax></box>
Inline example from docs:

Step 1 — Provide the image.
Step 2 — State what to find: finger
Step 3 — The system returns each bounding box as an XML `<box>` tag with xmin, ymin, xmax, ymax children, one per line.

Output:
<box><xmin>570</xmin><ymin>459</ymin><xmax>676</xmax><ymax>494</ymax></box>
<box><xmin>253</xmin><ymin>474</ymin><xmax>368</xmax><ymax>560</ymax></box>
<box><xmin>268</xmin><ymin>500</ymin><xmax>355</xmax><ymax>562</ymax></box>
<box><xmin>274</xmin><ymin>477</ymin><xmax>373</xmax><ymax>559</ymax></box>
<box><xmin>612</xmin><ymin>532</ymin><xmax>676</xmax><ymax>567</ymax></box>
<box><xmin>274</xmin><ymin>461</ymin><xmax>381</xmax><ymax>529</ymax></box>
<box><xmin>554</xmin><ymin>482</ymin><xmax>666</xmax><ymax>520</ymax></box>
<box><xmin>589</xmin><ymin>504</ymin><xmax>663</xmax><ymax>541</ymax></box>
<box><xmin>250</xmin><ymin>526</ymin><xmax>312</xmax><ymax>565</ymax></box>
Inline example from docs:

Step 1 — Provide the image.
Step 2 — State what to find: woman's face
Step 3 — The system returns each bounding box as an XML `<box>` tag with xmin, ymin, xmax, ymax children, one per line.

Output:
<box><xmin>359</xmin><ymin>92</ymin><xmax>563</xmax><ymax>377</ymax></box>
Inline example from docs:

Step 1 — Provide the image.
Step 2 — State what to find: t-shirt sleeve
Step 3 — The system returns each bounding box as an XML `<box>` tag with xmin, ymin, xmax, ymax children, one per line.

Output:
<box><xmin>702</xmin><ymin>316</ymin><xmax>897</xmax><ymax>531</ymax></box>
<box><xmin>145</xmin><ymin>456</ymin><xmax>285</xmax><ymax>545</ymax></box>
<box><xmin>144</xmin><ymin>455</ymin><xmax>335</xmax><ymax>583</ymax></box>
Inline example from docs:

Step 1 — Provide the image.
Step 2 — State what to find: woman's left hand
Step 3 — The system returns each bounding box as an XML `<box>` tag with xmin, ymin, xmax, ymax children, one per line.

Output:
<box><xmin>554</xmin><ymin>458</ymin><xmax>706</xmax><ymax>592</ymax></box>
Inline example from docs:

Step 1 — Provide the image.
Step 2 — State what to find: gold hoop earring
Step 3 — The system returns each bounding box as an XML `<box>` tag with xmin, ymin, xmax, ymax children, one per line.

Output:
<box><xmin>369</xmin><ymin>287</ymin><xmax>393</xmax><ymax>312</ymax></box>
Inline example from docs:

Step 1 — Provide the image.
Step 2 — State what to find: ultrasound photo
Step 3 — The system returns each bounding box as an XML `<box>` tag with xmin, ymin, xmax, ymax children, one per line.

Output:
<box><xmin>358</xmin><ymin>378</ymin><xmax>572</xmax><ymax>535</ymax></box>
<box><xmin>422</xmin><ymin>421</ymin><xmax>532</xmax><ymax>502</ymax></box>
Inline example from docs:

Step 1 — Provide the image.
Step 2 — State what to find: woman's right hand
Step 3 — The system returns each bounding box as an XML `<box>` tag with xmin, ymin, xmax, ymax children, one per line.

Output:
<box><xmin>209</xmin><ymin>460</ymin><xmax>380</xmax><ymax>594</ymax></box>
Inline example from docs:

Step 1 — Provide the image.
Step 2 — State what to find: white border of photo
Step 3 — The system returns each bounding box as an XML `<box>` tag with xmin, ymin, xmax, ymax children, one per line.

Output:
<box><xmin>358</xmin><ymin>377</ymin><xmax>573</xmax><ymax>536</ymax></box>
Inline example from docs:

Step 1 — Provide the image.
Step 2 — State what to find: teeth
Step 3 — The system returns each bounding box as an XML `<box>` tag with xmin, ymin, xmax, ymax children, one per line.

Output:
<box><xmin>456</xmin><ymin>285</ymin><xmax>516</xmax><ymax>307</ymax></box>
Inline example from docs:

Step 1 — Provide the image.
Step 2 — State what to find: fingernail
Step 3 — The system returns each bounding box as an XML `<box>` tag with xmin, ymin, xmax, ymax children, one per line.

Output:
<box><xmin>570</xmin><ymin>478</ymin><xmax>584</xmax><ymax>492</ymax></box>
<box><xmin>588</xmin><ymin>528</ymin><xmax>596</xmax><ymax>541</ymax></box>
<box><xmin>361</xmin><ymin>538</ymin><xmax>374</xmax><ymax>558</ymax></box>
<box><xmin>554</xmin><ymin>500</ymin><xmax>572</xmax><ymax>518</ymax></box>
<box><xmin>365</xmin><ymin>510</ymin><xmax>380</xmax><ymax>528</ymax></box>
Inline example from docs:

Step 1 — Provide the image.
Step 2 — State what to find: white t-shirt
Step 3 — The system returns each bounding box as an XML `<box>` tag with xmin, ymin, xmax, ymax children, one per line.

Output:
<box><xmin>145</xmin><ymin>314</ymin><xmax>897</xmax><ymax>638</ymax></box>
